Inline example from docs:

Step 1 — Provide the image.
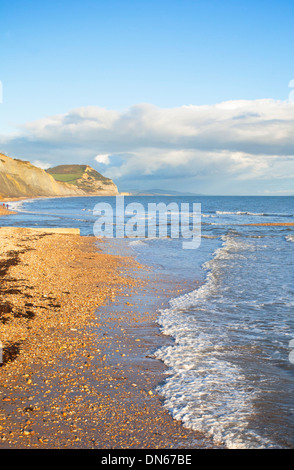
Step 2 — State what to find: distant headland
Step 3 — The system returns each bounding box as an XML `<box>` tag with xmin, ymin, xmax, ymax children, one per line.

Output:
<box><xmin>0</xmin><ymin>153</ymin><xmax>118</xmax><ymax>199</ymax></box>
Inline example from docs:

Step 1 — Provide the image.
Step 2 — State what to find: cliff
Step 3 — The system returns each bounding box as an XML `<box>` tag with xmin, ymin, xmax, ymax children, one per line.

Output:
<box><xmin>0</xmin><ymin>154</ymin><xmax>118</xmax><ymax>199</ymax></box>
<box><xmin>46</xmin><ymin>164</ymin><xmax>118</xmax><ymax>195</ymax></box>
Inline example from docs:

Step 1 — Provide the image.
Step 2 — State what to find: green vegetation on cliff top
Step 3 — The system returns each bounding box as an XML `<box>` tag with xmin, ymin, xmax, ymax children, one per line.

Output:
<box><xmin>46</xmin><ymin>164</ymin><xmax>114</xmax><ymax>193</ymax></box>
<box><xmin>46</xmin><ymin>165</ymin><xmax>109</xmax><ymax>184</ymax></box>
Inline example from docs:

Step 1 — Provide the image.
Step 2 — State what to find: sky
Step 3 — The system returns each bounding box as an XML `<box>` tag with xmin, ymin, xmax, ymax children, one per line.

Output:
<box><xmin>0</xmin><ymin>0</ymin><xmax>294</xmax><ymax>195</ymax></box>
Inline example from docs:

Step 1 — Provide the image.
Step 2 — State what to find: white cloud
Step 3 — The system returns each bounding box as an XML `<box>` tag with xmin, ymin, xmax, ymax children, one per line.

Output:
<box><xmin>95</xmin><ymin>153</ymin><xmax>110</xmax><ymax>165</ymax></box>
<box><xmin>2</xmin><ymin>99</ymin><xmax>294</xmax><ymax>194</ymax></box>
<box><xmin>32</xmin><ymin>160</ymin><xmax>52</xmax><ymax>170</ymax></box>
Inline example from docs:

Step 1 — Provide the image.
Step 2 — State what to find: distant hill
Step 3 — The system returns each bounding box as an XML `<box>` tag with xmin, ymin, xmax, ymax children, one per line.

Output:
<box><xmin>0</xmin><ymin>154</ymin><xmax>118</xmax><ymax>199</ymax></box>
<box><xmin>46</xmin><ymin>164</ymin><xmax>118</xmax><ymax>195</ymax></box>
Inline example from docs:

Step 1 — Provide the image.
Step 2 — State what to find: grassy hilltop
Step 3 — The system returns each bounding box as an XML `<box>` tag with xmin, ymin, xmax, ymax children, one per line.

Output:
<box><xmin>46</xmin><ymin>164</ymin><xmax>117</xmax><ymax>194</ymax></box>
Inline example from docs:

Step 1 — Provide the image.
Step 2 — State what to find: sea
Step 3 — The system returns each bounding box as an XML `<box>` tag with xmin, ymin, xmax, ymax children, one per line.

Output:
<box><xmin>2</xmin><ymin>195</ymin><xmax>294</xmax><ymax>449</ymax></box>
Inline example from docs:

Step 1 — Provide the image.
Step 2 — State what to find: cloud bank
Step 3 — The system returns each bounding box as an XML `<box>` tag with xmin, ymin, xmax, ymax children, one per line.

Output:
<box><xmin>1</xmin><ymin>99</ymin><xmax>294</xmax><ymax>194</ymax></box>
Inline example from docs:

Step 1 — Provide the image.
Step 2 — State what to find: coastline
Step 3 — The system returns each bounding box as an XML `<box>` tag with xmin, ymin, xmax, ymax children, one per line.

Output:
<box><xmin>244</xmin><ymin>222</ymin><xmax>294</xmax><ymax>226</ymax></box>
<box><xmin>0</xmin><ymin>226</ymin><xmax>213</xmax><ymax>448</ymax></box>
<box><xmin>0</xmin><ymin>206</ymin><xmax>17</xmax><ymax>216</ymax></box>
<box><xmin>1</xmin><ymin>196</ymin><xmax>292</xmax><ymax>448</ymax></box>
<box><xmin>0</xmin><ymin>193</ymin><xmax>122</xmax><ymax>204</ymax></box>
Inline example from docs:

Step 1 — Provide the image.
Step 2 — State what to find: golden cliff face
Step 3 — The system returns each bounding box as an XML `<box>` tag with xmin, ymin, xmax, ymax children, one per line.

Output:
<box><xmin>0</xmin><ymin>154</ymin><xmax>118</xmax><ymax>198</ymax></box>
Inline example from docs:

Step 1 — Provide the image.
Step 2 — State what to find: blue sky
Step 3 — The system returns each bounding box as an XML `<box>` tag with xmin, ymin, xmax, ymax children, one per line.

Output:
<box><xmin>1</xmin><ymin>0</ymin><xmax>294</xmax><ymax>195</ymax></box>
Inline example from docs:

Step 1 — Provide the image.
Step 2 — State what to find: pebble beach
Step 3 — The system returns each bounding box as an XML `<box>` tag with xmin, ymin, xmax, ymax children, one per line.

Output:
<box><xmin>0</xmin><ymin>222</ymin><xmax>211</xmax><ymax>449</ymax></box>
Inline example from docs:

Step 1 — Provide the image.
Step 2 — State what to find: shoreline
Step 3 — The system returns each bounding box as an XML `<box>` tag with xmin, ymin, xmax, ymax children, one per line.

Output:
<box><xmin>0</xmin><ymin>206</ymin><xmax>17</xmax><ymax>216</ymax></box>
<box><xmin>244</xmin><ymin>222</ymin><xmax>294</xmax><ymax>226</ymax></box>
<box><xmin>0</xmin><ymin>194</ymin><xmax>123</xmax><ymax>204</ymax></box>
<box><xmin>0</xmin><ymin>226</ymin><xmax>213</xmax><ymax>448</ymax></box>
<box><xmin>0</xmin><ymin>196</ymin><xmax>292</xmax><ymax>449</ymax></box>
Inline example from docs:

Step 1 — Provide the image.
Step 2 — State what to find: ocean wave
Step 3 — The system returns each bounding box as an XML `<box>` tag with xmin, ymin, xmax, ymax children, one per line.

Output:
<box><xmin>201</xmin><ymin>235</ymin><xmax>219</xmax><ymax>239</ymax></box>
<box><xmin>285</xmin><ymin>234</ymin><xmax>294</xmax><ymax>243</ymax></box>
<box><xmin>165</xmin><ymin>234</ymin><xmax>244</xmax><ymax>310</ymax></box>
<box><xmin>154</xmin><ymin>233</ymin><xmax>278</xmax><ymax>448</ymax></box>
<box><xmin>215</xmin><ymin>210</ymin><xmax>293</xmax><ymax>217</ymax></box>
<box><xmin>7</xmin><ymin>199</ymin><xmax>30</xmax><ymax>211</ymax></box>
<box><xmin>128</xmin><ymin>239</ymin><xmax>147</xmax><ymax>246</ymax></box>
<box><xmin>216</xmin><ymin>210</ymin><xmax>263</xmax><ymax>216</ymax></box>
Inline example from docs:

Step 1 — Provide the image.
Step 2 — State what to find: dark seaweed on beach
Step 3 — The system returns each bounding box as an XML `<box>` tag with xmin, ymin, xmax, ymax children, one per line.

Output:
<box><xmin>0</xmin><ymin>341</ymin><xmax>21</xmax><ymax>366</ymax></box>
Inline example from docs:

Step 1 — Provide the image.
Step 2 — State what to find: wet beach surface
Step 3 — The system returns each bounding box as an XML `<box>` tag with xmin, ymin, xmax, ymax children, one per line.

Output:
<box><xmin>0</xmin><ymin>227</ymin><xmax>215</xmax><ymax>449</ymax></box>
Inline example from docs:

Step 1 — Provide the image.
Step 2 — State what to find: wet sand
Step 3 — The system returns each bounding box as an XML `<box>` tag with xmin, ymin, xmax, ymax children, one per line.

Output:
<box><xmin>244</xmin><ymin>223</ymin><xmax>294</xmax><ymax>226</ymax></box>
<box><xmin>0</xmin><ymin>206</ymin><xmax>16</xmax><ymax>216</ymax></box>
<box><xmin>0</xmin><ymin>227</ymin><xmax>214</xmax><ymax>449</ymax></box>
